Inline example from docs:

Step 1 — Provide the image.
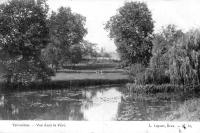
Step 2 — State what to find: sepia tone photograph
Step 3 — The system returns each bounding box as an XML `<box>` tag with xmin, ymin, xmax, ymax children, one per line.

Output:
<box><xmin>0</xmin><ymin>0</ymin><xmax>200</xmax><ymax>125</ymax></box>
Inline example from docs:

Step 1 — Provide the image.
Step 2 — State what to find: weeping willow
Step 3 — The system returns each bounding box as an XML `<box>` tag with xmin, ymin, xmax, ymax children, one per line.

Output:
<box><xmin>167</xmin><ymin>29</ymin><xmax>200</xmax><ymax>85</ymax></box>
<box><xmin>168</xmin><ymin>45</ymin><xmax>198</xmax><ymax>85</ymax></box>
<box><xmin>149</xmin><ymin>26</ymin><xmax>200</xmax><ymax>85</ymax></box>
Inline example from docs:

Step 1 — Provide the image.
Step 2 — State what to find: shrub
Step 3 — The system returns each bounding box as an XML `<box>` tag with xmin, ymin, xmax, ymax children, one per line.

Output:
<box><xmin>128</xmin><ymin>63</ymin><xmax>146</xmax><ymax>84</ymax></box>
<box><xmin>128</xmin><ymin>63</ymin><xmax>170</xmax><ymax>85</ymax></box>
<box><xmin>145</xmin><ymin>68</ymin><xmax>170</xmax><ymax>84</ymax></box>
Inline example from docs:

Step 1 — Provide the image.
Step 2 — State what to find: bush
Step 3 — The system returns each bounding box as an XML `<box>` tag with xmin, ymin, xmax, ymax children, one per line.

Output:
<box><xmin>128</xmin><ymin>63</ymin><xmax>146</xmax><ymax>84</ymax></box>
<box><xmin>145</xmin><ymin>68</ymin><xmax>170</xmax><ymax>84</ymax></box>
<box><xmin>128</xmin><ymin>64</ymin><xmax>170</xmax><ymax>85</ymax></box>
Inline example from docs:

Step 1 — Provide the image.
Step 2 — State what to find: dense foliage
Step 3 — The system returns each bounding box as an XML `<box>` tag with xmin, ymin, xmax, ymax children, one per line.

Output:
<box><xmin>80</xmin><ymin>40</ymin><xmax>98</xmax><ymax>59</ymax></box>
<box><xmin>0</xmin><ymin>0</ymin><xmax>54</xmax><ymax>83</ymax></box>
<box><xmin>105</xmin><ymin>1</ymin><xmax>154</xmax><ymax>66</ymax></box>
<box><xmin>0</xmin><ymin>0</ymin><xmax>89</xmax><ymax>84</ymax></box>
<box><xmin>43</xmin><ymin>7</ymin><xmax>87</xmax><ymax>69</ymax></box>
<box><xmin>132</xmin><ymin>25</ymin><xmax>200</xmax><ymax>85</ymax></box>
<box><xmin>105</xmin><ymin>1</ymin><xmax>200</xmax><ymax>86</ymax></box>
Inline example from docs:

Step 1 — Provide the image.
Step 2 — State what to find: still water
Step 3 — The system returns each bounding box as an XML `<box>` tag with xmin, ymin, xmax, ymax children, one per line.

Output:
<box><xmin>0</xmin><ymin>85</ymin><xmax>196</xmax><ymax>120</ymax></box>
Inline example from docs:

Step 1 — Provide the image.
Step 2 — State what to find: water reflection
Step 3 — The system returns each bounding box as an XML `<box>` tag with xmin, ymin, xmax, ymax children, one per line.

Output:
<box><xmin>0</xmin><ymin>85</ymin><xmax>198</xmax><ymax>120</ymax></box>
<box><xmin>83</xmin><ymin>89</ymin><xmax>122</xmax><ymax>121</ymax></box>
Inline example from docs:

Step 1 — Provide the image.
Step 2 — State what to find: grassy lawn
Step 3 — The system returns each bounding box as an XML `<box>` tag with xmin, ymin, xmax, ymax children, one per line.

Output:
<box><xmin>57</xmin><ymin>69</ymin><xmax>125</xmax><ymax>73</ymax></box>
<box><xmin>52</xmin><ymin>72</ymin><xmax>128</xmax><ymax>81</ymax></box>
<box><xmin>52</xmin><ymin>63</ymin><xmax>128</xmax><ymax>81</ymax></box>
<box><xmin>52</xmin><ymin>63</ymin><xmax>129</xmax><ymax>81</ymax></box>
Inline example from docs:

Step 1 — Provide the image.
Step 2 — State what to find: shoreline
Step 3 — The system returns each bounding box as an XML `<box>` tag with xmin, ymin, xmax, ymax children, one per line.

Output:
<box><xmin>127</xmin><ymin>83</ymin><xmax>200</xmax><ymax>93</ymax></box>
<box><xmin>0</xmin><ymin>79</ymin><xmax>130</xmax><ymax>93</ymax></box>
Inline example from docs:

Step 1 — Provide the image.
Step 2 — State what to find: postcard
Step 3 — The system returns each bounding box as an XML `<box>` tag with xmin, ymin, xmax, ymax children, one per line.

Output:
<box><xmin>0</xmin><ymin>0</ymin><xmax>200</xmax><ymax>132</ymax></box>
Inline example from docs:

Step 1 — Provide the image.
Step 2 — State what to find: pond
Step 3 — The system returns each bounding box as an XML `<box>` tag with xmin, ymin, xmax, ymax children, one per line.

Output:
<box><xmin>0</xmin><ymin>85</ymin><xmax>198</xmax><ymax>120</ymax></box>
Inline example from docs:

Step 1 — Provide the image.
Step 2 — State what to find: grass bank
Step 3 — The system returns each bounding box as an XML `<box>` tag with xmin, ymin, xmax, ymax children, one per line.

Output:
<box><xmin>127</xmin><ymin>83</ymin><xmax>200</xmax><ymax>93</ymax></box>
<box><xmin>163</xmin><ymin>98</ymin><xmax>200</xmax><ymax>121</ymax></box>
<box><xmin>125</xmin><ymin>83</ymin><xmax>200</xmax><ymax>121</ymax></box>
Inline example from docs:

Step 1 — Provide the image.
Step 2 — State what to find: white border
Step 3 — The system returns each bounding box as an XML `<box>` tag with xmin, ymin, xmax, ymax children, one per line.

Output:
<box><xmin>0</xmin><ymin>121</ymin><xmax>200</xmax><ymax>133</ymax></box>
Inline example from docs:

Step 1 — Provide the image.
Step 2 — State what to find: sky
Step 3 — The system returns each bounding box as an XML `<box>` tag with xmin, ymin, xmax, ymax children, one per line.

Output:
<box><xmin>47</xmin><ymin>0</ymin><xmax>200</xmax><ymax>52</ymax></box>
<box><xmin>2</xmin><ymin>0</ymin><xmax>200</xmax><ymax>52</ymax></box>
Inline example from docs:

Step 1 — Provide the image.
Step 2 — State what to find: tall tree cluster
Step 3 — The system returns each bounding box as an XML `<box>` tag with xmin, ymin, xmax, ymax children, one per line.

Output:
<box><xmin>105</xmin><ymin>2</ymin><xmax>200</xmax><ymax>85</ymax></box>
<box><xmin>0</xmin><ymin>0</ymin><xmax>87</xmax><ymax>83</ymax></box>
<box><xmin>44</xmin><ymin>7</ymin><xmax>87</xmax><ymax>68</ymax></box>
<box><xmin>0</xmin><ymin>0</ymin><xmax>53</xmax><ymax>83</ymax></box>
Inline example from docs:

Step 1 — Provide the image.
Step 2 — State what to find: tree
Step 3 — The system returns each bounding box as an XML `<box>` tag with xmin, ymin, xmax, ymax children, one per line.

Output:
<box><xmin>48</xmin><ymin>7</ymin><xmax>87</xmax><ymax>67</ymax></box>
<box><xmin>149</xmin><ymin>25</ymin><xmax>200</xmax><ymax>85</ymax></box>
<box><xmin>180</xmin><ymin>29</ymin><xmax>200</xmax><ymax>84</ymax></box>
<box><xmin>81</xmin><ymin>40</ymin><xmax>98</xmax><ymax>59</ymax></box>
<box><xmin>103</xmin><ymin>52</ymin><xmax>111</xmax><ymax>59</ymax></box>
<box><xmin>149</xmin><ymin>25</ymin><xmax>185</xmax><ymax>84</ymax></box>
<box><xmin>0</xmin><ymin>0</ymin><xmax>54</xmax><ymax>83</ymax></box>
<box><xmin>70</xmin><ymin>45</ymin><xmax>83</xmax><ymax>64</ymax></box>
<box><xmin>105</xmin><ymin>1</ymin><xmax>154</xmax><ymax>66</ymax></box>
<box><xmin>42</xmin><ymin>43</ymin><xmax>61</xmax><ymax>71</ymax></box>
